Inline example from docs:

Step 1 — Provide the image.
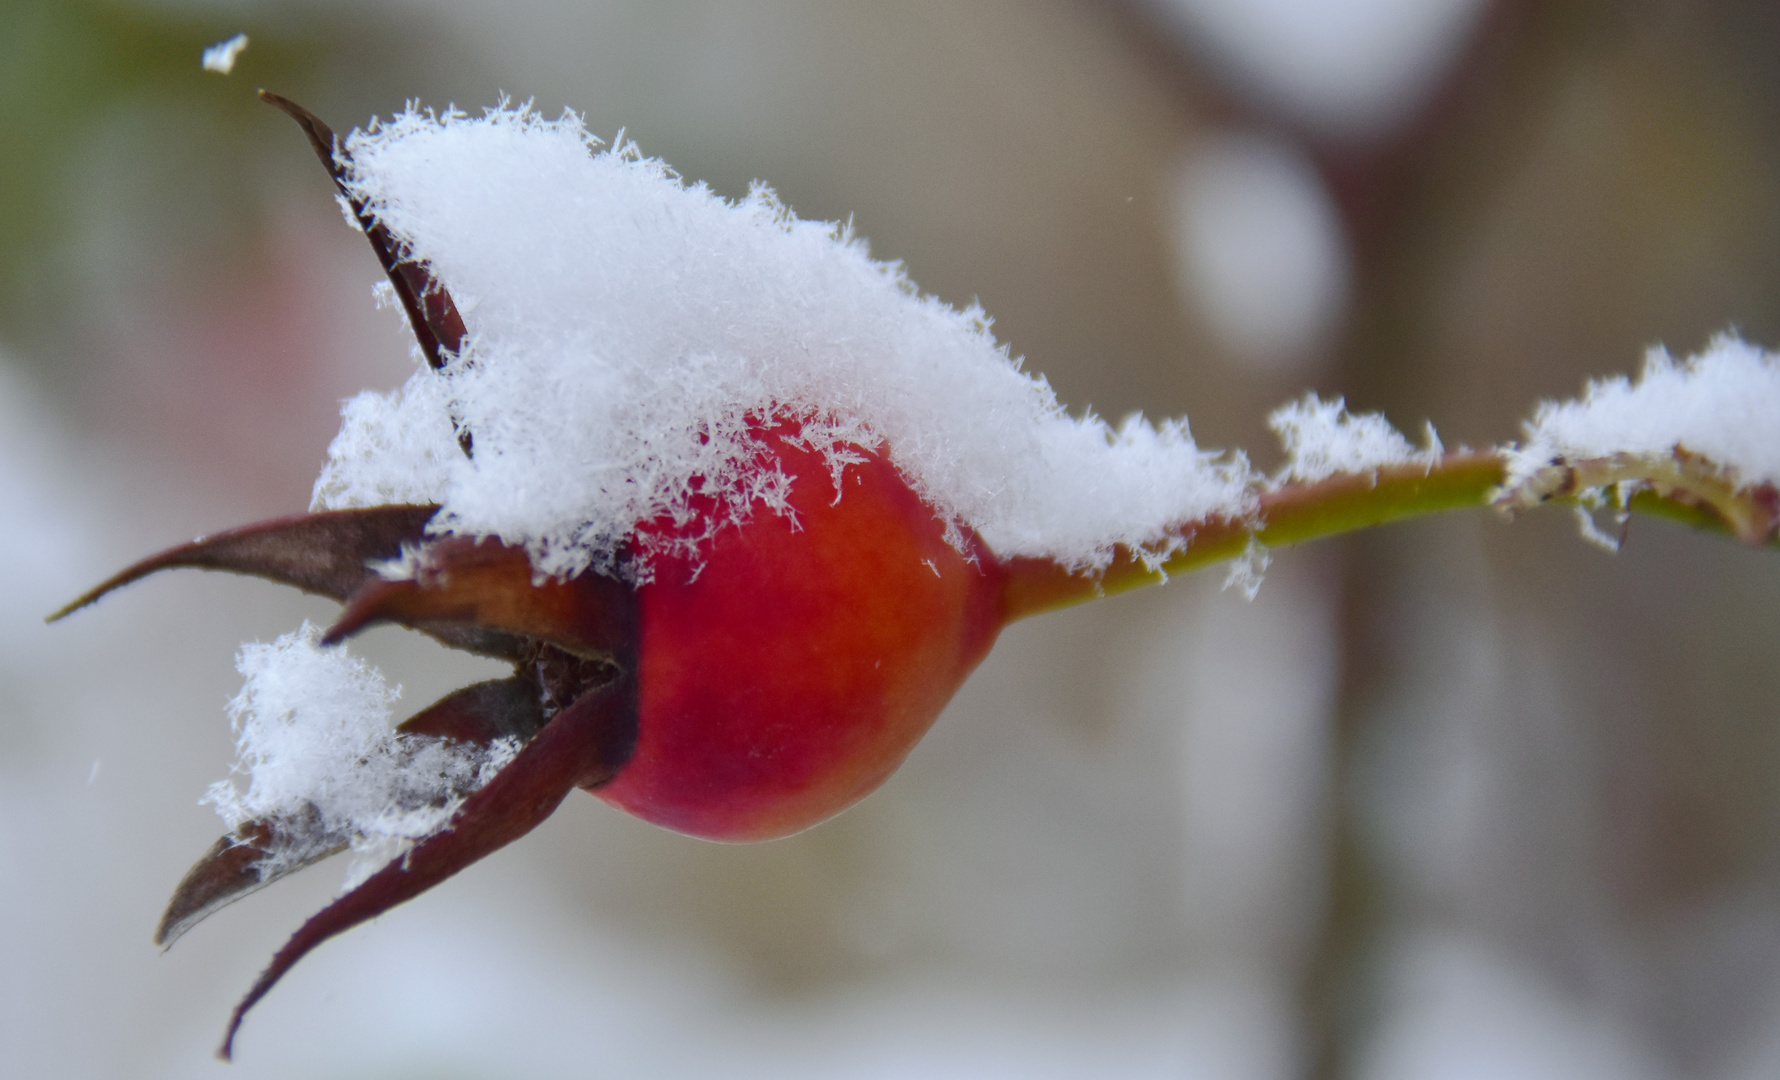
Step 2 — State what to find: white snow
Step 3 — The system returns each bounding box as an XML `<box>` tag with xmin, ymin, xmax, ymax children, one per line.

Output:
<box><xmin>1268</xmin><ymin>394</ymin><xmax>1440</xmax><ymax>485</ymax></box>
<box><xmin>312</xmin><ymin>104</ymin><xmax>1256</xmax><ymax>580</ymax></box>
<box><xmin>1506</xmin><ymin>334</ymin><xmax>1780</xmax><ymax>492</ymax></box>
<box><xmin>200</xmin><ymin>34</ymin><xmax>249</xmax><ymax>75</ymax></box>
<box><xmin>204</xmin><ymin>623</ymin><xmax>518</xmax><ymax>887</ymax></box>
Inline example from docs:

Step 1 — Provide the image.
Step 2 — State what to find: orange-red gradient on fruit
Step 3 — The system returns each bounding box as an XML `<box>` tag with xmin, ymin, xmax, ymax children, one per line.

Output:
<box><xmin>597</xmin><ymin>431</ymin><xmax>1008</xmax><ymax>841</ymax></box>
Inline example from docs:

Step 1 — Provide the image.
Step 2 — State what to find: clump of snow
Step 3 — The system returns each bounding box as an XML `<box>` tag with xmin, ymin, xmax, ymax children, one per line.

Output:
<box><xmin>1505</xmin><ymin>335</ymin><xmax>1780</xmax><ymax>491</ymax></box>
<box><xmin>312</xmin><ymin>104</ymin><xmax>1256</xmax><ymax>579</ymax></box>
<box><xmin>201</xmin><ymin>34</ymin><xmax>249</xmax><ymax>75</ymax></box>
<box><xmin>1268</xmin><ymin>394</ymin><xmax>1440</xmax><ymax>485</ymax></box>
<box><xmin>1221</xmin><ymin>537</ymin><xmax>1273</xmax><ymax>599</ymax></box>
<box><xmin>204</xmin><ymin>623</ymin><xmax>518</xmax><ymax>887</ymax></box>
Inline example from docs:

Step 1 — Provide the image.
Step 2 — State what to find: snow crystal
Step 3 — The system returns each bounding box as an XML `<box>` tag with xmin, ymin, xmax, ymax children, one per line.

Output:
<box><xmin>1505</xmin><ymin>335</ymin><xmax>1780</xmax><ymax>491</ymax></box>
<box><xmin>312</xmin><ymin>104</ymin><xmax>1256</xmax><ymax>579</ymax></box>
<box><xmin>204</xmin><ymin>623</ymin><xmax>518</xmax><ymax>887</ymax></box>
<box><xmin>201</xmin><ymin>34</ymin><xmax>249</xmax><ymax>75</ymax></box>
<box><xmin>1268</xmin><ymin>394</ymin><xmax>1439</xmax><ymax>485</ymax></box>
<box><xmin>1221</xmin><ymin>537</ymin><xmax>1273</xmax><ymax>599</ymax></box>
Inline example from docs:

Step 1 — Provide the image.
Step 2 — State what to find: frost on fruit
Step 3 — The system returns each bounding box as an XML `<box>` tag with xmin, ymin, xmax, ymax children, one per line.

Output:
<box><xmin>206</xmin><ymin>623</ymin><xmax>518</xmax><ymax>889</ymax></box>
<box><xmin>310</xmin><ymin>104</ymin><xmax>1256</xmax><ymax>582</ymax></box>
<box><xmin>1499</xmin><ymin>335</ymin><xmax>1780</xmax><ymax>544</ymax></box>
<box><xmin>1267</xmin><ymin>394</ymin><xmax>1441</xmax><ymax>485</ymax></box>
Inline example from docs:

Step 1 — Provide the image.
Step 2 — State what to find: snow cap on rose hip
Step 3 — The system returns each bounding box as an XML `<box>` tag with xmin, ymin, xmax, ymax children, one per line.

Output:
<box><xmin>45</xmin><ymin>93</ymin><xmax>1263</xmax><ymax>1058</ymax></box>
<box><xmin>312</xmin><ymin>100</ymin><xmax>1256</xmax><ymax>582</ymax></box>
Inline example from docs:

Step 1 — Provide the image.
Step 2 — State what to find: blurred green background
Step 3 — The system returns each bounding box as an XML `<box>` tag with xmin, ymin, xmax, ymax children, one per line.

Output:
<box><xmin>6</xmin><ymin>1</ymin><xmax>1780</xmax><ymax>1077</ymax></box>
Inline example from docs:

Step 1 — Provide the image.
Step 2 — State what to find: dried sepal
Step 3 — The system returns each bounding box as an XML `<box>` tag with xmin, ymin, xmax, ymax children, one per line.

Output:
<box><xmin>325</xmin><ymin>535</ymin><xmax>638</xmax><ymax>663</ymax></box>
<box><xmin>258</xmin><ymin>91</ymin><xmax>468</xmax><ymax>372</ymax></box>
<box><xmin>45</xmin><ymin>505</ymin><xmax>533</xmax><ymax>660</ymax></box>
<box><xmin>393</xmin><ymin>675</ymin><xmax>549</xmax><ymax>744</ymax></box>
<box><xmin>157</xmin><ymin>816</ymin><xmax>344</xmax><ymax>950</ymax></box>
<box><xmin>1495</xmin><ymin>446</ymin><xmax>1780</xmax><ymax>546</ymax></box>
<box><xmin>46</xmin><ymin>505</ymin><xmax>439</xmax><ymax>621</ymax></box>
<box><xmin>218</xmin><ymin>671</ymin><xmax>637</xmax><ymax>1060</ymax></box>
<box><xmin>156</xmin><ymin>676</ymin><xmax>552</xmax><ymax>949</ymax></box>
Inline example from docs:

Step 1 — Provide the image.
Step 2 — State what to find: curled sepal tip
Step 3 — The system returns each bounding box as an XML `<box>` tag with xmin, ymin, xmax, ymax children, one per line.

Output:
<box><xmin>258</xmin><ymin>90</ymin><xmax>469</xmax><ymax>379</ymax></box>
<box><xmin>158</xmin><ymin>677</ymin><xmax>549</xmax><ymax>949</ymax></box>
<box><xmin>47</xmin><ymin>505</ymin><xmax>439</xmax><ymax>622</ymax></box>
<box><xmin>157</xmin><ymin>818</ymin><xmax>343</xmax><ymax>951</ymax></box>
<box><xmin>217</xmin><ymin>673</ymin><xmax>637</xmax><ymax>1060</ymax></box>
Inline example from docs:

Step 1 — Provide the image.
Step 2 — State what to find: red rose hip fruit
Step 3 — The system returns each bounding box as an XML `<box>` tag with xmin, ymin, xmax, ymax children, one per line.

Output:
<box><xmin>606</xmin><ymin>430</ymin><xmax>1006</xmax><ymax>841</ymax></box>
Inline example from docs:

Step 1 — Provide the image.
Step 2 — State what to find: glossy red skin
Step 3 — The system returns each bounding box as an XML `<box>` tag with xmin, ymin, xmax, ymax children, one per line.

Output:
<box><xmin>594</xmin><ymin>434</ymin><xmax>1007</xmax><ymax>842</ymax></box>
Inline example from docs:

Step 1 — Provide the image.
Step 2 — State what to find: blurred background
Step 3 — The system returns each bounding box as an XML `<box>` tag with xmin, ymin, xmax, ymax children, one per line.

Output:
<box><xmin>5</xmin><ymin>1</ymin><xmax>1780</xmax><ymax>1076</ymax></box>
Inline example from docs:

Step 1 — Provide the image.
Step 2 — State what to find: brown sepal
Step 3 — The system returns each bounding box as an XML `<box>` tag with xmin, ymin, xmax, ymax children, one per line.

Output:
<box><xmin>324</xmin><ymin>536</ymin><xmax>638</xmax><ymax>663</ymax></box>
<box><xmin>156</xmin><ymin>816</ymin><xmax>343</xmax><ymax>951</ymax></box>
<box><xmin>258</xmin><ymin>91</ymin><xmax>469</xmax><ymax>370</ymax></box>
<box><xmin>218</xmin><ymin>672</ymin><xmax>637</xmax><ymax>1059</ymax></box>
<box><xmin>155</xmin><ymin>676</ymin><xmax>550</xmax><ymax>949</ymax></box>
<box><xmin>48</xmin><ymin>505</ymin><xmax>439</xmax><ymax>620</ymax></box>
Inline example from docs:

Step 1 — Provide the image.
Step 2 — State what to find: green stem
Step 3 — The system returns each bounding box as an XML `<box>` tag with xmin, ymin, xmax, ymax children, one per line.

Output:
<box><xmin>998</xmin><ymin>449</ymin><xmax>1775</xmax><ymax>623</ymax></box>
